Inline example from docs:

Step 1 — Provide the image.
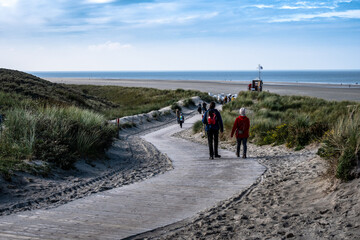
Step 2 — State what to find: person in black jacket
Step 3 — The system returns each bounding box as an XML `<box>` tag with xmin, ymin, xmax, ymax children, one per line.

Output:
<box><xmin>202</xmin><ymin>101</ymin><xmax>224</xmax><ymax>159</ymax></box>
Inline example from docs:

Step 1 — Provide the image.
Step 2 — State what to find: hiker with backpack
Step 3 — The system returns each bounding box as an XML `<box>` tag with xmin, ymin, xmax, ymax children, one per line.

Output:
<box><xmin>176</xmin><ymin>109</ymin><xmax>185</xmax><ymax>128</ymax></box>
<box><xmin>202</xmin><ymin>101</ymin><xmax>224</xmax><ymax>159</ymax></box>
<box><xmin>179</xmin><ymin>112</ymin><xmax>185</xmax><ymax>128</ymax></box>
<box><xmin>202</xmin><ymin>102</ymin><xmax>207</xmax><ymax>114</ymax></box>
<box><xmin>231</xmin><ymin>107</ymin><xmax>250</xmax><ymax>158</ymax></box>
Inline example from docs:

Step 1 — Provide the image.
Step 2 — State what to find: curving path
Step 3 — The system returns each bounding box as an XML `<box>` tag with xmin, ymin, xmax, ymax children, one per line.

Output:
<box><xmin>0</xmin><ymin>114</ymin><xmax>265</xmax><ymax>240</ymax></box>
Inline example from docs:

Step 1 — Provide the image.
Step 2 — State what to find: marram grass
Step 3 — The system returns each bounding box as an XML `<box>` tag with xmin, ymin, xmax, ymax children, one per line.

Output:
<box><xmin>0</xmin><ymin>105</ymin><xmax>116</xmax><ymax>175</ymax></box>
<box><xmin>222</xmin><ymin>91</ymin><xmax>360</xmax><ymax>181</ymax></box>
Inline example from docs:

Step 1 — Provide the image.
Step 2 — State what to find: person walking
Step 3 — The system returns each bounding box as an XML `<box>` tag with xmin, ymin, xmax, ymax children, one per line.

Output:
<box><xmin>202</xmin><ymin>102</ymin><xmax>207</xmax><ymax>114</ymax></box>
<box><xmin>176</xmin><ymin>109</ymin><xmax>180</xmax><ymax>123</ymax></box>
<box><xmin>202</xmin><ymin>101</ymin><xmax>223</xmax><ymax>159</ymax></box>
<box><xmin>179</xmin><ymin>111</ymin><xmax>184</xmax><ymax>128</ymax></box>
<box><xmin>231</xmin><ymin>107</ymin><xmax>250</xmax><ymax>158</ymax></box>
<box><xmin>197</xmin><ymin>103</ymin><xmax>202</xmax><ymax>114</ymax></box>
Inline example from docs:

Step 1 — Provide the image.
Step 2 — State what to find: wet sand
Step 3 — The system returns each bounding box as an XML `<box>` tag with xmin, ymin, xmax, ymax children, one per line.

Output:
<box><xmin>45</xmin><ymin>78</ymin><xmax>360</xmax><ymax>102</ymax></box>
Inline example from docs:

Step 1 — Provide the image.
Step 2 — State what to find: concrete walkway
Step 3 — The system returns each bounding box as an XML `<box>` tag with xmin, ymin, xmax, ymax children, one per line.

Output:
<box><xmin>0</xmin><ymin>114</ymin><xmax>265</xmax><ymax>239</ymax></box>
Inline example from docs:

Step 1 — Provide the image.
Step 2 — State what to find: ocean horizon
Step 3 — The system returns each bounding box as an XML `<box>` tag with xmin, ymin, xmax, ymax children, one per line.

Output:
<box><xmin>30</xmin><ymin>70</ymin><xmax>360</xmax><ymax>85</ymax></box>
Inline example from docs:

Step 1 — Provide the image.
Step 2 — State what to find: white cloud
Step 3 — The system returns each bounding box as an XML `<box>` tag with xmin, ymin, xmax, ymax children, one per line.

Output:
<box><xmin>280</xmin><ymin>5</ymin><xmax>324</xmax><ymax>10</ymax></box>
<box><xmin>85</xmin><ymin>0</ymin><xmax>115</xmax><ymax>3</ymax></box>
<box><xmin>0</xmin><ymin>0</ymin><xmax>17</xmax><ymax>7</ymax></box>
<box><xmin>88</xmin><ymin>41</ymin><xmax>132</xmax><ymax>51</ymax></box>
<box><xmin>124</xmin><ymin>12</ymin><xmax>219</xmax><ymax>26</ymax></box>
<box><xmin>270</xmin><ymin>9</ymin><xmax>360</xmax><ymax>22</ymax></box>
<box><xmin>253</xmin><ymin>5</ymin><xmax>274</xmax><ymax>9</ymax></box>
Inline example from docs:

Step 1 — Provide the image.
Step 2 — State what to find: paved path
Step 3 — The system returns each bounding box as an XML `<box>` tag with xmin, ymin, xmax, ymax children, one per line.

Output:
<box><xmin>0</xmin><ymin>114</ymin><xmax>265</xmax><ymax>239</ymax></box>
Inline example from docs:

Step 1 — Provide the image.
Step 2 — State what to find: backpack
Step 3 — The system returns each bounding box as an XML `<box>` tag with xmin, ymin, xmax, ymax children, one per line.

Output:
<box><xmin>237</xmin><ymin>118</ymin><xmax>245</xmax><ymax>135</ymax></box>
<box><xmin>179</xmin><ymin>114</ymin><xmax>184</xmax><ymax>122</ymax></box>
<box><xmin>207</xmin><ymin>110</ymin><xmax>217</xmax><ymax>125</ymax></box>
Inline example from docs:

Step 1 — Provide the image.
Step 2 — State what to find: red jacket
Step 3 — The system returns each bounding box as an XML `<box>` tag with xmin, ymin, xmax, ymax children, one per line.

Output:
<box><xmin>231</xmin><ymin>116</ymin><xmax>250</xmax><ymax>138</ymax></box>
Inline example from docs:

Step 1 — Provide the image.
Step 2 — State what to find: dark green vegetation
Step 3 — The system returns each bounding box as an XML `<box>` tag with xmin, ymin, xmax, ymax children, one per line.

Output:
<box><xmin>0</xmin><ymin>69</ymin><xmax>212</xmax><ymax>179</ymax></box>
<box><xmin>0</xmin><ymin>68</ymin><xmax>115</xmax><ymax>111</ymax></box>
<box><xmin>0</xmin><ymin>69</ymin><xmax>117</xmax><ymax>178</ymax></box>
<box><xmin>221</xmin><ymin>91</ymin><xmax>360</xmax><ymax>181</ymax></box>
<box><xmin>192</xmin><ymin>120</ymin><xmax>204</xmax><ymax>134</ymax></box>
<box><xmin>70</xmin><ymin>85</ymin><xmax>213</xmax><ymax>119</ymax></box>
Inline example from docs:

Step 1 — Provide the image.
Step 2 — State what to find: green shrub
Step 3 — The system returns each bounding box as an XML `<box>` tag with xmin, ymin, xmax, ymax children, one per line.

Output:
<box><xmin>0</xmin><ymin>106</ymin><xmax>116</xmax><ymax>172</ymax></box>
<box><xmin>171</xmin><ymin>103</ymin><xmax>182</xmax><ymax>112</ymax></box>
<box><xmin>220</xmin><ymin>91</ymin><xmax>360</xmax><ymax>180</ymax></box>
<box><xmin>318</xmin><ymin>108</ymin><xmax>360</xmax><ymax>180</ymax></box>
<box><xmin>183</xmin><ymin>98</ymin><xmax>195</xmax><ymax>108</ymax></box>
<box><xmin>192</xmin><ymin>120</ymin><xmax>204</xmax><ymax>134</ymax></box>
<box><xmin>152</xmin><ymin>111</ymin><xmax>159</xmax><ymax>119</ymax></box>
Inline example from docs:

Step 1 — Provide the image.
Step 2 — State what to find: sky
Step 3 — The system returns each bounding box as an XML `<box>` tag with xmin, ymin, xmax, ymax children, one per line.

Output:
<box><xmin>0</xmin><ymin>0</ymin><xmax>359</xmax><ymax>71</ymax></box>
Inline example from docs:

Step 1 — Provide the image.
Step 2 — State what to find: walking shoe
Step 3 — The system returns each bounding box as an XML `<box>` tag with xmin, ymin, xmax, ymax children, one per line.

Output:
<box><xmin>209</xmin><ymin>156</ymin><xmax>214</xmax><ymax>160</ymax></box>
<box><xmin>236</xmin><ymin>152</ymin><xmax>240</xmax><ymax>158</ymax></box>
<box><xmin>215</xmin><ymin>155</ymin><xmax>221</xmax><ymax>158</ymax></box>
<box><xmin>242</xmin><ymin>154</ymin><xmax>247</xmax><ymax>159</ymax></box>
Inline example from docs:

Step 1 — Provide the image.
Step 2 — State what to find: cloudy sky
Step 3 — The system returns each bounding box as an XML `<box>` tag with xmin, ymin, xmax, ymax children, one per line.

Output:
<box><xmin>0</xmin><ymin>0</ymin><xmax>359</xmax><ymax>71</ymax></box>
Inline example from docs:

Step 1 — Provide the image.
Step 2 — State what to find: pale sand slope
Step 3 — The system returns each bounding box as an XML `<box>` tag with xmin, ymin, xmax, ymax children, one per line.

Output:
<box><xmin>46</xmin><ymin>78</ymin><xmax>360</xmax><ymax>102</ymax></box>
<box><xmin>132</xmin><ymin>129</ymin><xmax>359</xmax><ymax>240</ymax></box>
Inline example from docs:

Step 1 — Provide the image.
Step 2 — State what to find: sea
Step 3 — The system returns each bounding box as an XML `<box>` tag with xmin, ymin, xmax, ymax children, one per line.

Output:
<box><xmin>30</xmin><ymin>70</ymin><xmax>360</xmax><ymax>85</ymax></box>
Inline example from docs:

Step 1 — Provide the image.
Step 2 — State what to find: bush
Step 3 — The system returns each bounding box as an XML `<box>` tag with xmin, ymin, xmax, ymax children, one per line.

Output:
<box><xmin>220</xmin><ymin>91</ymin><xmax>360</xmax><ymax>180</ymax></box>
<box><xmin>171</xmin><ymin>103</ymin><xmax>182</xmax><ymax>112</ymax></box>
<box><xmin>0</xmin><ymin>106</ymin><xmax>116</xmax><ymax>172</ymax></box>
<box><xmin>152</xmin><ymin>111</ymin><xmax>159</xmax><ymax>119</ymax></box>
<box><xmin>318</xmin><ymin>107</ymin><xmax>360</xmax><ymax>180</ymax></box>
<box><xmin>192</xmin><ymin>120</ymin><xmax>204</xmax><ymax>134</ymax></box>
<box><xmin>183</xmin><ymin>98</ymin><xmax>195</xmax><ymax>108</ymax></box>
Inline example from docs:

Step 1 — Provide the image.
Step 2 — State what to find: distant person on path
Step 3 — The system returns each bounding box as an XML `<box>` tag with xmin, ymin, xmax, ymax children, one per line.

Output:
<box><xmin>197</xmin><ymin>103</ymin><xmax>202</xmax><ymax>114</ymax></box>
<box><xmin>176</xmin><ymin>109</ymin><xmax>180</xmax><ymax>123</ymax></box>
<box><xmin>231</xmin><ymin>107</ymin><xmax>250</xmax><ymax>158</ymax></box>
<box><xmin>202</xmin><ymin>102</ymin><xmax>207</xmax><ymax>114</ymax></box>
<box><xmin>176</xmin><ymin>109</ymin><xmax>184</xmax><ymax>128</ymax></box>
<box><xmin>202</xmin><ymin>102</ymin><xmax>224</xmax><ymax>159</ymax></box>
<box><xmin>179</xmin><ymin>112</ymin><xmax>184</xmax><ymax>128</ymax></box>
<box><xmin>224</xmin><ymin>96</ymin><xmax>228</xmax><ymax>104</ymax></box>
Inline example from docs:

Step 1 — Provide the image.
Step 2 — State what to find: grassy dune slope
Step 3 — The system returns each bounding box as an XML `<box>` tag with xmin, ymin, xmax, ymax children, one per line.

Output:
<box><xmin>70</xmin><ymin>85</ymin><xmax>214</xmax><ymax>119</ymax></box>
<box><xmin>219</xmin><ymin>91</ymin><xmax>360</xmax><ymax>181</ymax></box>
<box><xmin>0</xmin><ymin>69</ymin><xmax>213</xmax><ymax>179</ymax></box>
<box><xmin>0</xmin><ymin>68</ymin><xmax>116</xmax><ymax>111</ymax></box>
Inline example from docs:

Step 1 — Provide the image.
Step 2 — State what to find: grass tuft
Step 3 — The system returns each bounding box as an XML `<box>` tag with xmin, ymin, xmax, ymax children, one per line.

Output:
<box><xmin>221</xmin><ymin>91</ymin><xmax>360</xmax><ymax>180</ymax></box>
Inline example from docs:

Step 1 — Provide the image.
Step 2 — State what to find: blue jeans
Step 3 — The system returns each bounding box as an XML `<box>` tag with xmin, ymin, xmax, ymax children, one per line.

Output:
<box><xmin>236</xmin><ymin>138</ymin><xmax>247</xmax><ymax>156</ymax></box>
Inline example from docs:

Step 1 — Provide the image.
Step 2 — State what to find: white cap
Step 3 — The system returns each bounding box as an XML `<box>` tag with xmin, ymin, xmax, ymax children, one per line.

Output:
<box><xmin>240</xmin><ymin>108</ymin><xmax>246</xmax><ymax>116</ymax></box>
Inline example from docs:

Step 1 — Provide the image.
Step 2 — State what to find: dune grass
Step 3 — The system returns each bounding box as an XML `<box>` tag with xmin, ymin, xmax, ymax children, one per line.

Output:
<box><xmin>1</xmin><ymin>69</ymin><xmax>216</xmax><ymax>180</ymax></box>
<box><xmin>221</xmin><ymin>91</ymin><xmax>360</xmax><ymax>180</ymax></box>
<box><xmin>70</xmin><ymin>85</ymin><xmax>214</xmax><ymax>119</ymax></box>
<box><xmin>0</xmin><ymin>92</ymin><xmax>116</xmax><ymax>177</ymax></box>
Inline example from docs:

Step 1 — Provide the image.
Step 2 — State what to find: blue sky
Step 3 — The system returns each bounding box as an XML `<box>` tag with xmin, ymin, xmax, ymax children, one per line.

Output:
<box><xmin>0</xmin><ymin>0</ymin><xmax>359</xmax><ymax>70</ymax></box>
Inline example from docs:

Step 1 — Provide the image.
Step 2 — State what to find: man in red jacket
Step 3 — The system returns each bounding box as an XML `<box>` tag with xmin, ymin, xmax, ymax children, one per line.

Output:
<box><xmin>231</xmin><ymin>108</ymin><xmax>250</xmax><ymax>158</ymax></box>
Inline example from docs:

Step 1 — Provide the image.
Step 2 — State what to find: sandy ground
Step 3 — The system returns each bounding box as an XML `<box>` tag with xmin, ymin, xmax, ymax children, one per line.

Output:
<box><xmin>132</xmin><ymin>129</ymin><xmax>360</xmax><ymax>240</ymax></box>
<box><xmin>45</xmin><ymin>78</ymin><xmax>360</xmax><ymax>102</ymax></box>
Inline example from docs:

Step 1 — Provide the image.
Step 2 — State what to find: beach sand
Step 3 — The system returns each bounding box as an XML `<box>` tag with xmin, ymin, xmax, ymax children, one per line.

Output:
<box><xmin>45</xmin><ymin>78</ymin><xmax>360</xmax><ymax>102</ymax></box>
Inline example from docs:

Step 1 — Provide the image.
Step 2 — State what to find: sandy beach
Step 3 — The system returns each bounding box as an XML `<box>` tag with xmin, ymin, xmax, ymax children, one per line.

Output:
<box><xmin>45</xmin><ymin>78</ymin><xmax>360</xmax><ymax>102</ymax></box>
